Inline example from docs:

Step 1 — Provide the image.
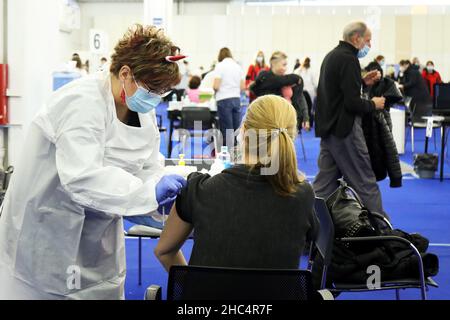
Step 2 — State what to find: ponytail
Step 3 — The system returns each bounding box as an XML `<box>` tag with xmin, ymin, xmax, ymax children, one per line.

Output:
<box><xmin>242</xmin><ymin>95</ymin><xmax>305</xmax><ymax>197</ymax></box>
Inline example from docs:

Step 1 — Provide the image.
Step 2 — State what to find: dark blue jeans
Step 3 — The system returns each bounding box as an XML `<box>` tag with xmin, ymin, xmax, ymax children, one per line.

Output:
<box><xmin>217</xmin><ymin>98</ymin><xmax>242</xmax><ymax>146</ymax></box>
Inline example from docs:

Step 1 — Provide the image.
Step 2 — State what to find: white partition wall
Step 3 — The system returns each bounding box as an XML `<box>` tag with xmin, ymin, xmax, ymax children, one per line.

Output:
<box><xmin>6</xmin><ymin>0</ymin><xmax>79</xmax><ymax>165</ymax></box>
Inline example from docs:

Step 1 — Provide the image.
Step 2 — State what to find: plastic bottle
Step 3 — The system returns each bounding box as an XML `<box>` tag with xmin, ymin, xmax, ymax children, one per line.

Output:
<box><xmin>178</xmin><ymin>154</ymin><xmax>186</xmax><ymax>167</ymax></box>
<box><xmin>218</xmin><ymin>146</ymin><xmax>232</xmax><ymax>169</ymax></box>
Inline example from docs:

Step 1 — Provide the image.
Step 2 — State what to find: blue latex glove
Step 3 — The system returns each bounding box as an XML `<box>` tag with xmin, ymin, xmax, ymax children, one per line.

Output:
<box><xmin>155</xmin><ymin>175</ymin><xmax>187</xmax><ymax>214</ymax></box>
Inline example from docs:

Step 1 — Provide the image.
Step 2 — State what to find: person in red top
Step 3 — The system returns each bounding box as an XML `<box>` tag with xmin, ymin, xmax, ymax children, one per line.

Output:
<box><xmin>422</xmin><ymin>61</ymin><xmax>443</xmax><ymax>98</ymax></box>
<box><xmin>246</xmin><ymin>51</ymin><xmax>269</xmax><ymax>102</ymax></box>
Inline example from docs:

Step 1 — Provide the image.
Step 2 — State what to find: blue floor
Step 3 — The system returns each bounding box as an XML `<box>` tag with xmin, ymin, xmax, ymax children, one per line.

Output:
<box><xmin>124</xmin><ymin>105</ymin><xmax>450</xmax><ymax>300</ymax></box>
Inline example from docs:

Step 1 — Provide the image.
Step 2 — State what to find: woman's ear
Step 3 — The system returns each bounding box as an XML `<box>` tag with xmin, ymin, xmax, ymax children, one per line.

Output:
<box><xmin>119</xmin><ymin>65</ymin><xmax>131</xmax><ymax>83</ymax></box>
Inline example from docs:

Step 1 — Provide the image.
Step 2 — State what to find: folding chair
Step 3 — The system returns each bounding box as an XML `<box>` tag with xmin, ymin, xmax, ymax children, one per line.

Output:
<box><xmin>311</xmin><ymin>197</ymin><xmax>438</xmax><ymax>300</ymax></box>
<box><xmin>145</xmin><ymin>265</ymin><xmax>334</xmax><ymax>301</ymax></box>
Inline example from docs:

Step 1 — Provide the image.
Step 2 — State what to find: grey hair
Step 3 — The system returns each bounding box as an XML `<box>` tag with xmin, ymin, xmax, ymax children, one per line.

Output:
<box><xmin>343</xmin><ymin>21</ymin><xmax>368</xmax><ymax>42</ymax></box>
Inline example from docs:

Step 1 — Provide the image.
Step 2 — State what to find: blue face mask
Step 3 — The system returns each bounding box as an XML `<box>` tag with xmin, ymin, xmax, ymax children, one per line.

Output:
<box><xmin>357</xmin><ymin>44</ymin><xmax>370</xmax><ymax>59</ymax></box>
<box><xmin>123</xmin><ymin>79</ymin><xmax>162</xmax><ymax>114</ymax></box>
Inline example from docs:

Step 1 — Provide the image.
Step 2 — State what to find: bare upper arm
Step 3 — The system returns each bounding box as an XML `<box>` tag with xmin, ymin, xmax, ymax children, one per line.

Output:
<box><xmin>154</xmin><ymin>205</ymin><xmax>194</xmax><ymax>257</ymax></box>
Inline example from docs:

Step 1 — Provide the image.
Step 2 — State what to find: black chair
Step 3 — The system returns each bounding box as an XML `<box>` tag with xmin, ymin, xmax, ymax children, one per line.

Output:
<box><xmin>404</xmin><ymin>97</ymin><xmax>442</xmax><ymax>152</ymax></box>
<box><xmin>177</xmin><ymin>107</ymin><xmax>219</xmax><ymax>157</ymax></box>
<box><xmin>145</xmin><ymin>265</ymin><xmax>334</xmax><ymax>300</ymax></box>
<box><xmin>156</xmin><ymin>114</ymin><xmax>167</xmax><ymax>133</ymax></box>
<box><xmin>312</xmin><ymin>197</ymin><xmax>438</xmax><ymax>300</ymax></box>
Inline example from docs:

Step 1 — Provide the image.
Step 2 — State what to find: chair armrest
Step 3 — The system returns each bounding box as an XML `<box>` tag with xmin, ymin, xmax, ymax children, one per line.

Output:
<box><xmin>338</xmin><ymin>236</ymin><xmax>426</xmax><ymax>287</ymax></box>
<box><xmin>339</xmin><ymin>235</ymin><xmax>415</xmax><ymax>248</ymax></box>
<box><xmin>370</xmin><ymin>212</ymin><xmax>394</xmax><ymax>230</ymax></box>
<box><xmin>144</xmin><ymin>285</ymin><xmax>162</xmax><ymax>300</ymax></box>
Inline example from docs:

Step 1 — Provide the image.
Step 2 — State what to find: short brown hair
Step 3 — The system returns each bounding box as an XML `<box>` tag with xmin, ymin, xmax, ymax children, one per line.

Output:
<box><xmin>218</xmin><ymin>48</ymin><xmax>233</xmax><ymax>63</ymax></box>
<box><xmin>189</xmin><ymin>76</ymin><xmax>201</xmax><ymax>90</ymax></box>
<box><xmin>110</xmin><ymin>24</ymin><xmax>181</xmax><ymax>94</ymax></box>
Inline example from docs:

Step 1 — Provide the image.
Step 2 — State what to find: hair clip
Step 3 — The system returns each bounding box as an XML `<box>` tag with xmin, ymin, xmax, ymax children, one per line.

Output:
<box><xmin>165</xmin><ymin>55</ymin><xmax>187</xmax><ymax>63</ymax></box>
<box><xmin>279</xmin><ymin>128</ymin><xmax>288</xmax><ymax>133</ymax></box>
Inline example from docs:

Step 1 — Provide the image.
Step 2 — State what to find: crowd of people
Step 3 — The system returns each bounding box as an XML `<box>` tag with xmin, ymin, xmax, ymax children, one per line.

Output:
<box><xmin>167</xmin><ymin>45</ymin><xmax>446</xmax><ymax>152</ymax></box>
<box><xmin>0</xmin><ymin>21</ymin><xmax>446</xmax><ymax>300</ymax></box>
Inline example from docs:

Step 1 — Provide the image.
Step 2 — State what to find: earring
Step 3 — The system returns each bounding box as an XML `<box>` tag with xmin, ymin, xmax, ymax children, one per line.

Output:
<box><xmin>120</xmin><ymin>88</ymin><xmax>126</xmax><ymax>104</ymax></box>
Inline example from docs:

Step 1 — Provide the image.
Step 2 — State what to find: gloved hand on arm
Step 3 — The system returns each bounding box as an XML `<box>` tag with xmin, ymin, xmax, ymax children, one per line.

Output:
<box><xmin>155</xmin><ymin>174</ymin><xmax>187</xmax><ymax>214</ymax></box>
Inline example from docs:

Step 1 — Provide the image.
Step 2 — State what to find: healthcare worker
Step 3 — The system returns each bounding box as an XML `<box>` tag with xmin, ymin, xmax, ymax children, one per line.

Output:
<box><xmin>0</xmin><ymin>24</ymin><xmax>187</xmax><ymax>300</ymax></box>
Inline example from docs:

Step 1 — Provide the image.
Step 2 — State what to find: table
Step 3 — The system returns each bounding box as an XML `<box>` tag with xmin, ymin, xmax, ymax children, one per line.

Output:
<box><xmin>164</xmin><ymin>158</ymin><xmax>213</xmax><ymax>172</ymax></box>
<box><xmin>166</xmin><ymin>101</ymin><xmax>218</xmax><ymax>157</ymax></box>
<box><xmin>423</xmin><ymin>116</ymin><xmax>450</xmax><ymax>182</ymax></box>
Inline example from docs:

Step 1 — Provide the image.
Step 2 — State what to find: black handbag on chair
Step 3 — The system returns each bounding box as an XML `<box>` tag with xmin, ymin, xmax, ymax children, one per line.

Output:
<box><xmin>325</xmin><ymin>180</ymin><xmax>379</xmax><ymax>253</ymax></box>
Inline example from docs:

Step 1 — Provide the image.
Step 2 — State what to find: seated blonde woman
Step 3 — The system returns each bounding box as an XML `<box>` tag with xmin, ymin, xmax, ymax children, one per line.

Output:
<box><xmin>154</xmin><ymin>95</ymin><xmax>317</xmax><ymax>271</ymax></box>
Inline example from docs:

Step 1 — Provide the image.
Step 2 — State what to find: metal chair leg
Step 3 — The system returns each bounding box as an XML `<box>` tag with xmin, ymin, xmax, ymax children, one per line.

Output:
<box><xmin>300</xmin><ymin>133</ymin><xmax>307</xmax><ymax>162</ymax></box>
<box><xmin>320</xmin><ymin>266</ymin><xmax>328</xmax><ymax>290</ymax></box>
<box><xmin>434</xmin><ymin>128</ymin><xmax>437</xmax><ymax>151</ymax></box>
<box><xmin>411</xmin><ymin>126</ymin><xmax>415</xmax><ymax>152</ymax></box>
<box><xmin>138</xmin><ymin>237</ymin><xmax>142</xmax><ymax>286</ymax></box>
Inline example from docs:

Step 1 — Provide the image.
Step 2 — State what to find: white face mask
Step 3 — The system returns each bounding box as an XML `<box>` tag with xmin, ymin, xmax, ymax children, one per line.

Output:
<box><xmin>399</xmin><ymin>66</ymin><xmax>406</xmax><ymax>73</ymax></box>
<box><xmin>256</xmin><ymin>56</ymin><xmax>264</xmax><ymax>64</ymax></box>
<box><xmin>427</xmin><ymin>66</ymin><xmax>434</xmax><ymax>72</ymax></box>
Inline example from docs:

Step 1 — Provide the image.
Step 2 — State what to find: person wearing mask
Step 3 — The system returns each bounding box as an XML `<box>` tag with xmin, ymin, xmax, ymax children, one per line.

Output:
<box><xmin>246</xmin><ymin>51</ymin><xmax>269</xmax><ymax>103</ymax></box>
<box><xmin>98</xmin><ymin>57</ymin><xmax>108</xmax><ymax>71</ymax></box>
<box><xmin>295</xmin><ymin>57</ymin><xmax>317</xmax><ymax>128</ymax></box>
<box><xmin>0</xmin><ymin>24</ymin><xmax>187</xmax><ymax>300</ymax></box>
<box><xmin>411</xmin><ymin>57</ymin><xmax>423</xmax><ymax>72</ymax></box>
<box><xmin>154</xmin><ymin>95</ymin><xmax>317</xmax><ymax>272</ymax></box>
<box><xmin>398</xmin><ymin>60</ymin><xmax>432</xmax><ymax>109</ymax></box>
<box><xmin>375</xmin><ymin>55</ymin><xmax>385</xmax><ymax>68</ymax></box>
<box><xmin>251</xmin><ymin>51</ymin><xmax>310</xmax><ymax>132</ymax></box>
<box><xmin>313</xmin><ymin>21</ymin><xmax>388</xmax><ymax>218</ymax></box>
<box><xmin>214</xmin><ymin>48</ymin><xmax>246</xmax><ymax>147</ymax></box>
<box><xmin>422</xmin><ymin>61</ymin><xmax>443</xmax><ymax>98</ymax></box>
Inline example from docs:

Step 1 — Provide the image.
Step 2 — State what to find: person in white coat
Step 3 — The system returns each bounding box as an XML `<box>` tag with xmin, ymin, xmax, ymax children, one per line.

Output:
<box><xmin>295</xmin><ymin>57</ymin><xmax>317</xmax><ymax>127</ymax></box>
<box><xmin>0</xmin><ymin>24</ymin><xmax>187</xmax><ymax>300</ymax></box>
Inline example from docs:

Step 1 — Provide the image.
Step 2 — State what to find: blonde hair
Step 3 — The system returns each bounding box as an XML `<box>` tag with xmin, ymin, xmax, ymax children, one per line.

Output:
<box><xmin>242</xmin><ymin>95</ymin><xmax>305</xmax><ymax>197</ymax></box>
<box><xmin>270</xmin><ymin>51</ymin><xmax>288</xmax><ymax>67</ymax></box>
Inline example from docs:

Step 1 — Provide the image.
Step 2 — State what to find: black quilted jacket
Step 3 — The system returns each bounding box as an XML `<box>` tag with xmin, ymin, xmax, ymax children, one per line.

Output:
<box><xmin>362</xmin><ymin>78</ymin><xmax>403</xmax><ymax>188</ymax></box>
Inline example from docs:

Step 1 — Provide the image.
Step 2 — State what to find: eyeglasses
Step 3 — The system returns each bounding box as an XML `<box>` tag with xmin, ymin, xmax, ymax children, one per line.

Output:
<box><xmin>135</xmin><ymin>78</ymin><xmax>173</xmax><ymax>98</ymax></box>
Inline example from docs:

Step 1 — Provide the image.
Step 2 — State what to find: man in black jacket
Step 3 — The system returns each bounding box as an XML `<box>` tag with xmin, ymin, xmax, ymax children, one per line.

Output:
<box><xmin>398</xmin><ymin>60</ymin><xmax>432</xmax><ymax>118</ymax></box>
<box><xmin>313</xmin><ymin>21</ymin><xmax>388</xmax><ymax>217</ymax></box>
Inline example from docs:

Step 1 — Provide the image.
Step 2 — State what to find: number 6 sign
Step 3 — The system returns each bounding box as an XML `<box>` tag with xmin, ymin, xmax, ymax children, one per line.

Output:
<box><xmin>89</xmin><ymin>30</ymin><xmax>108</xmax><ymax>54</ymax></box>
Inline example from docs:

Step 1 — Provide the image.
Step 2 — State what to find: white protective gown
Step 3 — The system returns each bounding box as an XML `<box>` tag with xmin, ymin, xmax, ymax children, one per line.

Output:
<box><xmin>0</xmin><ymin>70</ymin><xmax>164</xmax><ymax>299</ymax></box>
